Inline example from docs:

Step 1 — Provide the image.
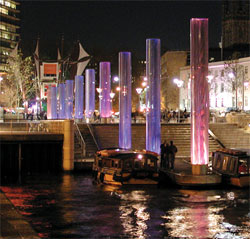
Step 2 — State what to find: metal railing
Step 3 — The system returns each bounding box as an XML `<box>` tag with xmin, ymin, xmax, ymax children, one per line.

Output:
<box><xmin>87</xmin><ymin>123</ymin><xmax>100</xmax><ymax>150</ymax></box>
<box><xmin>74</xmin><ymin>122</ymin><xmax>86</xmax><ymax>157</ymax></box>
<box><xmin>208</xmin><ymin>129</ymin><xmax>225</xmax><ymax>148</ymax></box>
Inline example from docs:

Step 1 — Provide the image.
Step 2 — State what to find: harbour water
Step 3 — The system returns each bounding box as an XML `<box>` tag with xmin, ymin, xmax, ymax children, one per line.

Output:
<box><xmin>1</xmin><ymin>173</ymin><xmax>250</xmax><ymax>239</ymax></box>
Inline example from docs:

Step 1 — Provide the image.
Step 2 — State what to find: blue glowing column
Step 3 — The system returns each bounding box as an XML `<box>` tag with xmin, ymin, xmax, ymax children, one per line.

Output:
<box><xmin>85</xmin><ymin>69</ymin><xmax>95</xmax><ymax>120</ymax></box>
<box><xmin>146</xmin><ymin>39</ymin><xmax>161</xmax><ymax>154</ymax></box>
<box><xmin>75</xmin><ymin>75</ymin><xmax>84</xmax><ymax>119</ymax></box>
<box><xmin>58</xmin><ymin>83</ymin><xmax>66</xmax><ymax>119</ymax></box>
<box><xmin>51</xmin><ymin>86</ymin><xmax>57</xmax><ymax>119</ymax></box>
<box><xmin>99</xmin><ymin>62</ymin><xmax>111</xmax><ymax>118</ymax></box>
<box><xmin>119</xmin><ymin>52</ymin><xmax>132</xmax><ymax>149</ymax></box>
<box><xmin>190</xmin><ymin>18</ymin><xmax>209</xmax><ymax>174</ymax></box>
<box><xmin>47</xmin><ymin>86</ymin><xmax>51</xmax><ymax>119</ymax></box>
<box><xmin>65</xmin><ymin>80</ymin><xmax>74</xmax><ymax>119</ymax></box>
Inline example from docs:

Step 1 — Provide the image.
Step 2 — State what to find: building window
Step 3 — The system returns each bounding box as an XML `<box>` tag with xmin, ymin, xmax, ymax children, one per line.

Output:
<box><xmin>0</xmin><ymin>7</ymin><xmax>8</xmax><ymax>15</ymax></box>
<box><xmin>245</xmin><ymin>96</ymin><xmax>248</xmax><ymax>107</ymax></box>
<box><xmin>221</xmin><ymin>98</ymin><xmax>224</xmax><ymax>107</ymax></box>
<box><xmin>245</xmin><ymin>66</ymin><xmax>248</xmax><ymax>74</ymax></box>
<box><xmin>221</xmin><ymin>83</ymin><xmax>224</xmax><ymax>92</ymax></box>
<box><xmin>221</xmin><ymin>70</ymin><xmax>224</xmax><ymax>77</ymax></box>
<box><xmin>215</xmin><ymin>98</ymin><xmax>218</xmax><ymax>107</ymax></box>
<box><xmin>232</xmin><ymin>97</ymin><xmax>235</xmax><ymax>107</ymax></box>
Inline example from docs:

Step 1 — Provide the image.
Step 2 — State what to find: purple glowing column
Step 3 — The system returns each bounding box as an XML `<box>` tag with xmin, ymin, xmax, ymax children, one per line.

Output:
<box><xmin>58</xmin><ymin>83</ymin><xmax>66</xmax><ymax>119</ymax></box>
<box><xmin>51</xmin><ymin>86</ymin><xmax>57</xmax><ymax>119</ymax></box>
<box><xmin>65</xmin><ymin>80</ymin><xmax>74</xmax><ymax>119</ymax></box>
<box><xmin>190</xmin><ymin>18</ymin><xmax>209</xmax><ymax>167</ymax></box>
<box><xmin>47</xmin><ymin>86</ymin><xmax>51</xmax><ymax>119</ymax></box>
<box><xmin>99</xmin><ymin>62</ymin><xmax>111</xmax><ymax>118</ymax></box>
<box><xmin>146</xmin><ymin>39</ymin><xmax>161</xmax><ymax>154</ymax></box>
<box><xmin>119</xmin><ymin>52</ymin><xmax>132</xmax><ymax>149</ymax></box>
<box><xmin>85</xmin><ymin>69</ymin><xmax>95</xmax><ymax>119</ymax></box>
<box><xmin>75</xmin><ymin>75</ymin><xmax>84</xmax><ymax>119</ymax></box>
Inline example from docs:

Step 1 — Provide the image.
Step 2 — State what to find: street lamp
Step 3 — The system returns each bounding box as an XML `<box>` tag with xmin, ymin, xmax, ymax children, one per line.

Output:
<box><xmin>113</xmin><ymin>76</ymin><xmax>119</xmax><ymax>83</ymax></box>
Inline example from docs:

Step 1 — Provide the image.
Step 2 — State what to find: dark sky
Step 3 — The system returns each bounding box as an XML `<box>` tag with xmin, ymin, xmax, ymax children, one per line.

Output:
<box><xmin>19</xmin><ymin>0</ymin><xmax>222</xmax><ymax>60</ymax></box>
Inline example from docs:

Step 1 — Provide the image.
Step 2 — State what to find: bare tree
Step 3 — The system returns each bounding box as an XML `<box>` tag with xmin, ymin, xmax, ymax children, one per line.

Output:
<box><xmin>5</xmin><ymin>53</ymin><xmax>36</xmax><ymax>111</ymax></box>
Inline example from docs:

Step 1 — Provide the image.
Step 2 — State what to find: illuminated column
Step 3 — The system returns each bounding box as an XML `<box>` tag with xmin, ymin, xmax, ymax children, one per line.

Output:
<box><xmin>75</xmin><ymin>75</ymin><xmax>84</xmax><ymax>119</ymax></box>
<box><xmin>85</xmin><ymin>69</ymin><xmax>95</xmax><ymax>121</ymax></box>
<box><xmin>65</xmin><ymin>80</ymin><xmax>74</xmax><ymax>119</ymax></box>
<box><xmin>146</xmin><ymin>39</ymin><xmax>161</xmax><ymax>154</ymax></box>
<box><xmin>190</xmin><ymin>18</ymin><xmax>209</xmax><ymax>174</ymax></box>
<box><xmin>47</xmin><ymin>86</ymin><xmax>51</xmax><ymax>119</ymax></box>
<box><xmin>58</xmin><ymin>83</ymin><xmax>66</xmax><ymax>119</ymax></box>
<box><xmin>99</xmin><ymin>62</ymin><xmax>111</xmax><ymax>119</ymax></box>
<box><xmin>51</xmin><ymin>86</ymin><xmax>57</xmax><ymax>119</ymax></box>
<box><xmin>119</xmin><ymin>52</ymin><xmax>132</xmax><ymax>149</ymax></box>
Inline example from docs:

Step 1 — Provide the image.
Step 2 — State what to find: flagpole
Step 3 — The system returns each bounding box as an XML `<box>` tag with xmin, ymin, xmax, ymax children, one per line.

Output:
<box><xmin>61</xmin><ymin>34</ymin><xmax>64</xmax><ymax>82</ymax></box>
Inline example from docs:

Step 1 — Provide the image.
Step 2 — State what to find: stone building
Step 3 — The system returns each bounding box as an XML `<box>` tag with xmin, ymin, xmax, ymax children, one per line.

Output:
<box><xmin>179</xmin><ymin>56</ymin><xmax>250</xmax><ymax>112</ymax></box>
<box><xmin>160</xmin><ymin>51</ymin><xmax>188</xmax><ymax>111</ymax></box>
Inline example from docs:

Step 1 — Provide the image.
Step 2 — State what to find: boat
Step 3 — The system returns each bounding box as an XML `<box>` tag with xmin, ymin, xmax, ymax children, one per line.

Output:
<box><xmin>212</xmin><ymin>148</ymin><xmax>250</xmax><ymax>188</ymax></box>
<box><xmin>92</xmin><ymin>149</ymin><xmax>159</xmax><ymax>185</ymax></box>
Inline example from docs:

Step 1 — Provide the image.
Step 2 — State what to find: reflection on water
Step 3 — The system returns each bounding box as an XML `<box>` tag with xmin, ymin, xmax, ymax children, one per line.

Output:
<box><xmin>1</xmin><ymin>173</ymin><xmax>249</xmax><ymax>239</ymax></box>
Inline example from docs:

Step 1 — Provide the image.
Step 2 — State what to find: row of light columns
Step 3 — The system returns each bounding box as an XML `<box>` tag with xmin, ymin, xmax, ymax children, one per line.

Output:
<box><xmin>46</xmin><ymin>18</ymin><xmax>209</xmax><ymax>175</ymax></box>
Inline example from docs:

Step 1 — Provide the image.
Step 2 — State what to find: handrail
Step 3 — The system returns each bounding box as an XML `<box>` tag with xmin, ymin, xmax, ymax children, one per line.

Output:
<box><xmin>74</xmin><ymin>122</ymin><xmax>86</xmax><ymax>157</ymax></box>
<box><xmin>87</xmin><ymin>123</ymin><xmax>100</xmax><ymax>150</ymax></box>
<box><xmin>208</xmin><ymin>129</ymin><xmax>225</xmax><ymax>149</ymax></box>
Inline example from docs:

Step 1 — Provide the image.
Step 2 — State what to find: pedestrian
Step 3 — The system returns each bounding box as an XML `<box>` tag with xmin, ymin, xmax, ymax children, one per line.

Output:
<box><xmin>169</xmin><ymin>140</ymin><xmax>178</xmax><ymax>170</ymax></box>
<box><xmin>160</xmin><ymin>140</ymin><xmax>167</xmax><ymax>168</ymax></box>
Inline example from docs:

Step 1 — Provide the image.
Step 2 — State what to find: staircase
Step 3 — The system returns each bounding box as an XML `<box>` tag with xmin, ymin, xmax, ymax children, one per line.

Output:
<box><xmin>91</xmin><ymin>123</ymin><xmax>222</xmax><ymax>158</ymax></box>
<box><xmin>161</xmin><ymin>124</ymin><xmax>221</xmax><ymax>158</ymax></box>
<box><xmin>75</xmin><ymin>123</ymin><xmax>99</xmax><ymax>158</ymax></box>
<box><xmin>209</xmin><ymin>123</ymin><xmax>250</xmax><ymax>150</ymax></box>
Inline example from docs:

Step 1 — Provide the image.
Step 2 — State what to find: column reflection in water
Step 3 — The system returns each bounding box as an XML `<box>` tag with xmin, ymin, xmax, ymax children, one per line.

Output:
<box><xmin>51</xmin><ymin>86</ymin><xmax>57</xmax><ymax>119</ymax></box>
<box><xmin>47</xmin><ymin>86</ymin><xmax>51</xmax><ymax>119</ymax></box>
<box><xmin>99</xmin><ymin>62</ymin><xmax>111</xmax><ymax>118</ymax></box>
<box><xmin>75</xmin><ymin>75</ymin><xmax>84</xmax><ymax>119</ymax></box>
<box><xmin>119</xmin><ymin>52</ymin><xmax>132</xmax><ymax>149</ymax></box>
<box><xmin>58</xmin><ymin>83</ymin><xmax>66</xmax><ymax>119</ymax></box>
<box><xmin>146</xmin><ymin>39</ymin><xmax>161</xmax><ymax>154</ymax></box>
<box><xmin>65</xmin><ymin>80</ymin><xmax>74</xmax><ymax>119</ymax></box>
<box><xmin>190</xmin><ymin>18</ymin><xmax>209</xmax><ymax>165</ymax></box>
<box><xmin>85</xmin><ymin>69</ymin><xmax>95</xmax><ymax>119</ymax></box>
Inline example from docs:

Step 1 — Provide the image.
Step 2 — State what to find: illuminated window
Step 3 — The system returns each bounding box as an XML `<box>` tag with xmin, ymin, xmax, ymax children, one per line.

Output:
<box><xmin>5</xmin><ymin>1</ymin><xmax>10</xmax><ymax>7</ymax></box>
<box><xmin>0</xmin><ymin>0</ymin><xmax>4</xmax><ymax>5</ymax></box>
<box><xmin>0</xmin><ymin>7</ymin><xmax>8</xmax><ymax>14</ymax></box>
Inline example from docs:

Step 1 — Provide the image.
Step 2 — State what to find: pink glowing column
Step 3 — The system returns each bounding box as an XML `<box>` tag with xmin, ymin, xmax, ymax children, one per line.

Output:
<box><xmin>47</xmin><ymin>86</ymin><xmax>51</xmax><ymax>119</ymax></box>
<box><xmin>190</xmin><ymin>18</ymin><xmax>209</xmax><ymax>168</ymax></box>
<box><xmin>119</xmin><ymin>52</ymin><xmax>132</xmax><ymax>149</ymax></box>
<box><xmin>146</xmin><ymin>39</ymin><xmax>161</xmax><ymax>154</ymax></box>
<box><xmin>75</xmin><ymin>75</ymin><xmax>84</xmax><ymax>119</ymax></box>
<box><xmin>85</xmin><ymin>69</ymin><xmax>95</xmax><ymax>119</ymax></box>
<box><xmin>99</xmin><ymin>62</ymin><xmax>111</xmax><ymax>118</ymax></box>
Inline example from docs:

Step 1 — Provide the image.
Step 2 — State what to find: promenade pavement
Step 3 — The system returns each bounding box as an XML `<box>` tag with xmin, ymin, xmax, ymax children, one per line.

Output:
<box><xmin>0</xmin><ymin>190</ymin><xmax>40</xmax><ymax>239</ymax></box>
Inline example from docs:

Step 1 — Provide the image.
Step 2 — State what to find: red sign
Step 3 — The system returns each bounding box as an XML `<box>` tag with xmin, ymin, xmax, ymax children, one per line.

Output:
<box><xmin>44</xmin><ymin>64</ymin><xmax>57</xmax><ymax>75</ymax></box>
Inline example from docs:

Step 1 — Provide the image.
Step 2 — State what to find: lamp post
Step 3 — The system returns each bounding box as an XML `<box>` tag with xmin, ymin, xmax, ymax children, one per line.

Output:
<box><xmin>136</xmin><ymin>87</ymin><xmax>143</xmax><ymax>111</ymax></box>
<box><xmin>173</xmin><ymin>78</ymin><xmax>184</xmax><ymax>122</ymax></box>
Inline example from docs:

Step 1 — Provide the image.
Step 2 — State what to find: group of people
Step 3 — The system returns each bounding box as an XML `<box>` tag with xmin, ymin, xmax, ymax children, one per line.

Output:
<box><xmin>160</xmin><ymin>140</ymin><xmax>178</xmax><ymax>170</ymax></box>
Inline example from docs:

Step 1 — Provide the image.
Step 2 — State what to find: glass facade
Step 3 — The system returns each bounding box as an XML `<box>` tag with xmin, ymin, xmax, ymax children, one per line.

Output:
<box><xmin>0</xmin><ymin>0</ymin><xmax>20</xmax><ymax>73</ymax></box>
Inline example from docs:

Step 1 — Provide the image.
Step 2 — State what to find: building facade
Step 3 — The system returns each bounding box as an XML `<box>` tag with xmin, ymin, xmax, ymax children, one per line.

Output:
<box><xmin>179</xmin><ymin>57</ymin><xmax>250</xmax><ymax>112</ymax></box>
<box><xmin>161</xmin><ymin>51</ymin><xmax>189</xmax><ymax>111</ymax></box>
<box><xmin>0</xmin><ymin>0</ymin><xmax>20</xmax><ymax>74</ymax></box>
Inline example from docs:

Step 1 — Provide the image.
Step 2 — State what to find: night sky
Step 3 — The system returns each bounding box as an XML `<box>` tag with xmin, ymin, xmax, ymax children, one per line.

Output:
<box><xmin>19</xmin><ymin>0</ymin><xmax>222</xmax><ymax>60</ymax></box>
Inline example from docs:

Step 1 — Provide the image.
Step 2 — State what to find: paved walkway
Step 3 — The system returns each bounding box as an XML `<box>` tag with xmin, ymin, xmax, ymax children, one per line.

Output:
<box><xmin>0</xmin><ymin>190</ymin><xmax>40</xmax><ymax>239</ymax></box>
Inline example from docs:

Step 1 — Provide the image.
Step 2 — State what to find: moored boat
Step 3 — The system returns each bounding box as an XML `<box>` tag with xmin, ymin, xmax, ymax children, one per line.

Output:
<box><xmin>92</xmin><ymin>149</ymin><xmax>159</xmax><ymax>185</ymax></box>
<box><xmin>212</xmin><ymin>148</ymin><xmax>250</xmax><ymax>188</ymax></box>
